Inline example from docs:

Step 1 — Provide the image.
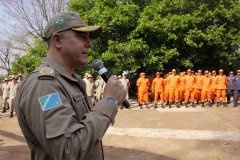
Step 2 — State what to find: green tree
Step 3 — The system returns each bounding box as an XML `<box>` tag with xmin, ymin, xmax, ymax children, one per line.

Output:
<box><xmin>11</xmin><ymin>37</ymin><xmax>47</xmax><ymax>76</ymax></box>
<box><xmin>68</xmin><ymin>0</ymin><xmax>240</xmax><ymax>76</ymax></box>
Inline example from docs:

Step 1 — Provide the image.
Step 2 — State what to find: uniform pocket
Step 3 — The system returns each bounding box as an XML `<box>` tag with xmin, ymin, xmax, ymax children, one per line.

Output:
<box><xmin>71</xmin><ymin>92</ymin><xmax>91</xmax><ymax>121</ymax></box>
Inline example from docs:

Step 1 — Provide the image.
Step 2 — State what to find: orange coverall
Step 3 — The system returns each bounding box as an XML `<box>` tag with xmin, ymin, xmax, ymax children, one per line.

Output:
<box><xmin>149</xmin><ymin>75</ymin><xmax>156</xmax><ymax>98</ymax></box>
<box><xmin>168</xmin><ymin>75</ymin><xmax>180</xmax><ymax>103</ymax></box>
<box><xmin>136</xmin><ymin>78</ymin><xmax>150</xmax><ymax>104</ymax></box>
<box><xmin>179</xmin><ymin>75</ymin><xmax>186</xmax><ymax>102</ymax></box>
<box><xmin>164</xmin><ymin>77</ymin><xmax>169</xmax><ymax>102</ymax></box>
<box><xmin>216</xmin><ymin>75</ymin><xmax>227</xmax><ymax>102</ymax></box>
<box><xmin>152</xmin><ymin>77</ymin><xmax>164</xmax><ymax>104</ymax></box>
<box><xmin>210</xmin><ymin>75</ymin><xmax>218</xmax><ymax>100</ymax></box>
<box><xmin>136</xmin><ymin>77</ymin><xmax>142</xmax><ymax>103</ymax></box>
<box><xmin>194</xmin><ymin>75</ymin><xmax>203</xmax><ymax>101</ymax></box>
<box><xmin>201</xmin><ymin>76</ymin><xmax>212</xmax><ymax>102</ymax></box>
<box><xmin>185</xmin><ymin>75</ymin><xmax>195</xmax><ymax>103</ymax></box>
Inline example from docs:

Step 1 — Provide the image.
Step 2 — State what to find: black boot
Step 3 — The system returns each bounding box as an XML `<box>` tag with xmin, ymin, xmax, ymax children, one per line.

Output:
<box><xmin>201</xmin><ymin>102</ymin><xmax>204</xmax><ymax>107</ymax></box>
<box><xmin>166</xmin><ymin>101</ymin><xmax>169</xmax><ymax>105</ymax></box>
<box><xmin>212</xmin><ymin>99</ymin><xmax>214</xmax><ymax>104</ymax></box>
<box><xmin>6</xmin><ymin>106</ymin><xmax>9</xmax><ymax>110</ymax></box>
<box><xmin>1</xmin><ymin>107</ymin><xmax>6</xmax><ymax>113</ymax></box>
<box><xmin>192</xmin><ymin>102</ymin><xmax>195</xmax><ymax>108</ymax></box>
<box><xmin>154</xmin><ymin>104</ymin><xmax>157</xmax><ymax>109</ymax></box>
<box><xmin>185</xmin><ymin>103</ymin><xmax>188</xmax><ymax>108</ymax></box>
<box><xmin>9</xmin><ymin>112</ymin><xmax>13</xmax><ymax>118</ymax></box>
<box><xmin>140</xmin><ymin>104</ymin><xmax>142</xmax><ymax>109</ymax></box>
<box><xmin>176</xmin><ymin>103</ymin><xmax>180</xmax><ymax>108</ymax></box>
<box><xmin>161</xmin><ymin>104</ymin><xmax>165</xmax><ymax>108</ymax></box>
<box><xmin>216</xmin><ymin>102</ymin><xmax>220</xmax><ymax>107</ymax></box>
<box><xmin>208</xmin><ymin>101</ymin><xmax>212</xmax><ymax>107</ymax></box>
<box><xmin>180</xmin><ymin>101</ymin><xmax>182</xmax><ymax>105</ymax></box>
<box><xmin>151</xmin><ymin>97</ymin><xmax>154</xmax><ymax>102</ymax></box>
<box><xmin>146</xmin><ymin>104</ymin><xmax>149</xmax><ymax>109</ymax></box>
<box><xmin>169</xmin><ymin>102</ymin><xmax>172</xmax><ymax>108</ymax></box>
<box><xmin>197</xmin><ymin>100</ymin><xmax>199</xmax><ymax>104</ymax></box>
<box><xmin>223</xmin><ymin>102</ymin><xmax>228</xmax><ymax>107</ymax></box>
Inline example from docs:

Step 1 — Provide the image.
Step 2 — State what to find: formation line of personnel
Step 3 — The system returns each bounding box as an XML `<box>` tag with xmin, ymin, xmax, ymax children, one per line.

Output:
<box><xmin>1</xmin><ymin>74</ymin><xmax>23</xmax><ymax>117</ymax></box>
<box><xmin>136</xmin><ymin>69</ymin><xmax>240</xmax><ymax>109</ymax></box>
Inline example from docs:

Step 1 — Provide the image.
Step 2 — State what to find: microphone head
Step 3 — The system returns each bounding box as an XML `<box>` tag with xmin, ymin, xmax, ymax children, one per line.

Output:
<box><xmin>92</xmin><ymin>59</ymin><xmax>104</xmax><ymax>71</ymax></box>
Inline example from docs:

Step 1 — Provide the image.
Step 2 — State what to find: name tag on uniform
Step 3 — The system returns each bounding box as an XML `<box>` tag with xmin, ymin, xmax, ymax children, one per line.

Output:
<box><xmin>73</xmin><ymin>92</ymin><xmax>84</xmax><ymax>101</ymax></box>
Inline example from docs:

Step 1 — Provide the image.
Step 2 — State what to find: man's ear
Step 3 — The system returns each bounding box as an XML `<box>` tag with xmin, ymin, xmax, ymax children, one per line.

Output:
<box><xmin>51</xmin><ymin>33</ymin><xmax>63</xmax><ymax>48</ymax></box>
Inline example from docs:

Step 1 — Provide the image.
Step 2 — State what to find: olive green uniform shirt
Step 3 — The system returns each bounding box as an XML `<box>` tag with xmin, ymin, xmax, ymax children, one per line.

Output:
<box><xmin>14</xmin><ymin>57</ymin><xmax>118</xmax><ymax>160</ymax></box>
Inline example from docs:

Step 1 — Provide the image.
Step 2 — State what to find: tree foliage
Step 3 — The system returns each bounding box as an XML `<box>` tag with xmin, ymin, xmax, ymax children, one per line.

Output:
<box><xmin>11</xmin><ymin>37</ymin><xmax>47</xmax><ymax>76</ymax></box>
<box><xmin>0</xmin><ymin>40</ymin><xmax>14</xmax><ymax>75</ymax></box>
<box><xmin>68</xmin><ymin>0</ymin><xmax>240</xmax><ymax>76</ymax></box>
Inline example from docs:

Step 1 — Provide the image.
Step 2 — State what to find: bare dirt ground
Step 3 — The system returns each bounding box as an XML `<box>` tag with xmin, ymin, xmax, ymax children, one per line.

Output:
<box><xmin>0</xmin><ymin>96</ymin><xmax>240</xmax><ymax>160</ymax></box>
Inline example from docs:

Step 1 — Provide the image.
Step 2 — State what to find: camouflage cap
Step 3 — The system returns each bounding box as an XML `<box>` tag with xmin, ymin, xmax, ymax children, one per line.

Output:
<box><xmin>43</xmin><ymin>12</ymin><xmax>102</xmax><ymax>39</ymax></box>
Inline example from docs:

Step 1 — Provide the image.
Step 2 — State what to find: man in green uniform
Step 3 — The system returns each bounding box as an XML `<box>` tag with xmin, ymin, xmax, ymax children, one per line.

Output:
<box><xmin>14</xmin><ymin>12</ymin><xmax>126</xmax><ymax>160</ymax></box>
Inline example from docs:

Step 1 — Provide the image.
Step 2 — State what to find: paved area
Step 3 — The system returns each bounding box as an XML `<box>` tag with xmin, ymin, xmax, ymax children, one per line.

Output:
<box><xmin>0</xmin><ymin>98</ymin><xmax>240</xmax><ymax>160</ymax></box>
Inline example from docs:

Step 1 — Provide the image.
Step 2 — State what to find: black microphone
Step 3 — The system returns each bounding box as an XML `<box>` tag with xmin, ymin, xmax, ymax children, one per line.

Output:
<box><xmin>92</xmin><ymin>59</ymin><xmax>130</xmax><ymax>108</ymax></box>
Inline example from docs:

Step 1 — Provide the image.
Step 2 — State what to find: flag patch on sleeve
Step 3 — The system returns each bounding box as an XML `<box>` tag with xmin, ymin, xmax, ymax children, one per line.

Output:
<box><xmin>38</xmin><ymin>92</ymin><xmax>62</xmax><ymax>111</ymax></box>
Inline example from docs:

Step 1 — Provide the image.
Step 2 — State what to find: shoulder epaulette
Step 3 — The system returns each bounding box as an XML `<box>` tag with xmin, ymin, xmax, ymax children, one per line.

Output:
<box><xmin>38</xmin><ymin>66</ymin><xmax>55</xmax><ymax>80</ymax></box>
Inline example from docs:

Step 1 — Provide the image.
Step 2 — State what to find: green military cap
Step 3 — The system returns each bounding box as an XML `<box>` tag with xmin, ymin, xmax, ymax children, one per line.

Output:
<box><xmin>43</xmin><ymin>12</ymin><xmax>102</xmax><ymax>39</ymax></box>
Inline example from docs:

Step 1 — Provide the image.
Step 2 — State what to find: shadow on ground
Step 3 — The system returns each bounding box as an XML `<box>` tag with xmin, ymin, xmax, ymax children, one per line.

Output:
<box><xmin>104</xmin><ymin>145</ymin><xmax>177</xmax><ymax>160</ymax></box>
<box><xmin>0</xmin><ymin>129</ymin><xmax>176</xmax><ymax>160</ymax></box>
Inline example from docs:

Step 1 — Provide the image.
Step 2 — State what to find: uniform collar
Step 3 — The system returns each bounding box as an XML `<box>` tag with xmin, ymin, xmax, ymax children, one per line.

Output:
<box><xmin>41</xmin><ymin>57</ymin><xmax>79</xmax><ymax>82</ymax></box>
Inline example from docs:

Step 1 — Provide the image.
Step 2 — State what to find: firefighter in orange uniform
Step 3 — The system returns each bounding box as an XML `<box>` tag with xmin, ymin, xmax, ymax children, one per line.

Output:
<box><xmin>185</xmin><ymin>69</ymin><xmax>195</xmax><ymax>108</ymax></box>
<box><xmin>168</xmin><ymin>69</ymin><xmax>180</xmax><ymax>108</ymax></box>
<box><xmin>136</xmin><ymin>73</ymin><xmax>150</xmax><ymax>109</ymax></box>
<box><xmin>201</xmin><ymin>71</ymin><xmax>212</xmax><ymax>107</ymax></box>
<box><xmin>179</xmin><ymin>72</ymin><xmax>186</xmax><ymax>105</ymax></box>
<box><xmin>164</xmin><ymin>74</ymin><xmax>170</xmax><ymax>105</ymax></box>
<box><xmin>136</xmin><ymin>72</ymin><xmax>143</xmax><ymax>106</ymax></box>
<box><xmin>194</xmin><ymin>70</ymin><xmax>203</xmax><ymax>104</ymax></box>
<box><xmin>149</xmin><ymin>74</ymin><xmax>156</xmax><ymax>102</ymax></box>
<box><xmin>152</xmin><ymin>72</ymin><xmax>165</xmax><ymax>108</ymax></box>
<box><xmin>210</xmin><ymin>70</ymin><xmax>217</xmax><ymax>104</ymax></box>
<box><xmin>216</xmin><ymin>69</ymin><xmax>228</xmax><ymax>107</ymax></box>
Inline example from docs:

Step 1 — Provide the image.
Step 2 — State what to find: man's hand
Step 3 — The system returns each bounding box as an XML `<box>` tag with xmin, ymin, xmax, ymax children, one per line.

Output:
<box><xmin>103</xmin><ymin>76</ymin><xmax>126</xmax><ymax>106</ymax></box>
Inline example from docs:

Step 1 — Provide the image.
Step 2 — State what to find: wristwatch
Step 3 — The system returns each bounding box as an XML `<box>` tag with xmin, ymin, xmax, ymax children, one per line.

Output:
<box><xmin>102</xmin><ymin>98</ymin><xmax>118</xmax><ymax>105</ymax></box>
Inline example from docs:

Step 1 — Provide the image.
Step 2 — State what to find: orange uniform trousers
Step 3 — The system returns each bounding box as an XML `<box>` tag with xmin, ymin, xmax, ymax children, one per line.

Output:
<box><xmin>195</xmin><ymin>89</ymin><xmax>201</xmax><ymax>101</ymax></box>
<box><xmin>164</xmin><ymin>79</ymin><xmax>169</xmax><ymax>102</ymax></box>
<box><xmin>139</xmin><ymin>92</ymin><xmax>149</xmax><ymax>104</ymax></box>
<box><xmin>179</xmin><ymin>87</ymin><xmax>185</xmax><ymax>101</ymax></box>
<box><xmin>216</xmin><ymin>89</ymin><xmax>226</xmax><ymax>102</ymax></box>
<box><xmin>137</xmin><ymin>87</ymin><xmax>140</xmax><ymax>102</ymax></box>
<box><xmin>201</xmin><ymin>89</ymin><xmax>211</xmax><ymax>102</ymax></box>
<box><xmin>154</xmin><ymin>91</ymin><xmax>164</xmax><ymax>104</ymax></box>
<box><xmin>210</xmin><ymin>89</ymin><xmax>216</xmax><ymax>100</ymax></box>
<box><xmin>169</xmin><ymin>88</ymin><xmax>179</xmax><ymax>103</ymax></box>
<box><xmin>164</xmin><ymin>90</ymin><xmax>169</xmax><ymax>102</ymax></box>
<box><xmin>185</xmin><ymin>89</ymin><xmax>195</xmax><ymax>103</ymax></box>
